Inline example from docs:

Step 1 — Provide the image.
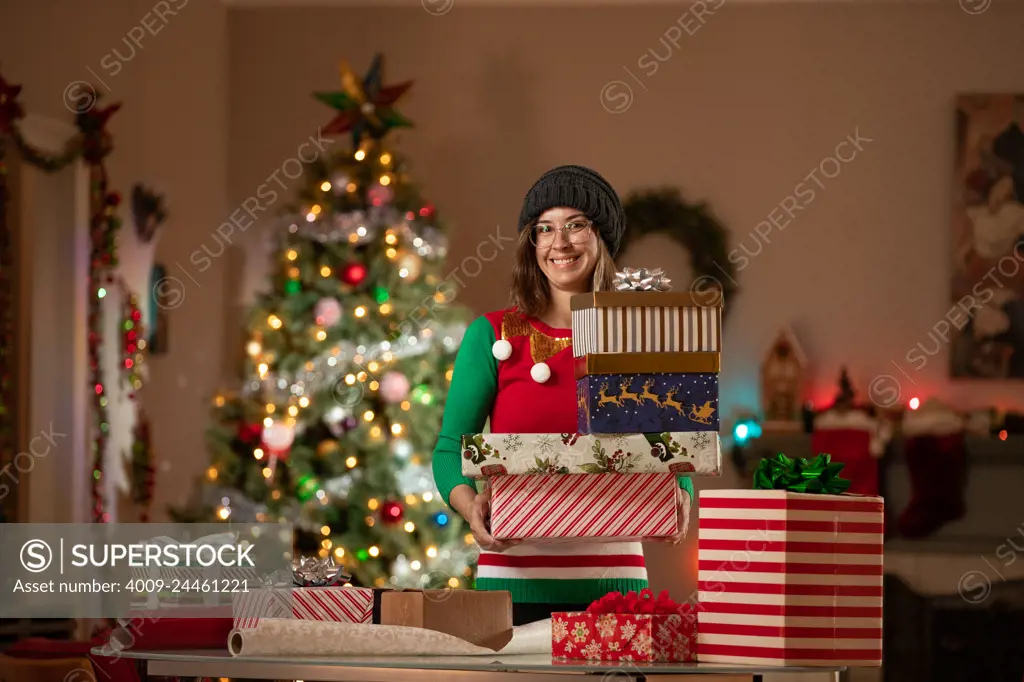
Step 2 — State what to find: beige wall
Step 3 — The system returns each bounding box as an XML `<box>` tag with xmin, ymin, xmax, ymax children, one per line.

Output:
<box><xmin>0</xmin><ymin>0</ymin><xmax>228</xmax><ymax>522</ymax></box>
<box><xmin>229</xmin><ymin>2</ymin><xmax>1024</xmax><ymax>419</ymax></box>
<box><xmin>225</xmin><ymin>1</ymin><xmax>1024</xmax><ymax>601</ymax></box>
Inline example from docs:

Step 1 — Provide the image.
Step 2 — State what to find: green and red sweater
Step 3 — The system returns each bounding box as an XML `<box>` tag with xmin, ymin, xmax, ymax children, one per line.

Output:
<box><xmin>432</xmin><ymin>308</ymin><xmax>693</xmax><ymax>605</ymax></box>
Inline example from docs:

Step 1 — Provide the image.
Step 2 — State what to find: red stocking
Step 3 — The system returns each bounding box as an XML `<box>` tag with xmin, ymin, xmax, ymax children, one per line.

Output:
<box><xmin>897</xmin><ymin>431</ymin><xmax>967</xmax><ymax>538</ymax></box>
<box><xmin>812</xmin><ymin>409</ymin><xmax>884</xmax><ymax>496</ymax></box>
<box><xmin>811</xmin><ymin>428</ymin><xmax>877</xmax><ymax>496</ymax></box>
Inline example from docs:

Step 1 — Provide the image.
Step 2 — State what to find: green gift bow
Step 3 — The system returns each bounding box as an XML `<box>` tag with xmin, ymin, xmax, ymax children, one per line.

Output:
<box><xmin>752</xmin><ymin>453</ymin><xmax>851</xmax><ymax>494</ymax></box>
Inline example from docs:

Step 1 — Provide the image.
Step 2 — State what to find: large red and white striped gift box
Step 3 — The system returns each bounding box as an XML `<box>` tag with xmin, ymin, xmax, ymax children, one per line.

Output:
<box><xmin>697</xmin><ymin>490</ymin><xmax>884</xmax><ymax>667</ymax></box>
<box><xmin>490</xmin><ymin>473</ymin><xmax>679</xmax><ymax>541</ymax></box>
<box><xmin>232</xmin><ymin>586</ymin><xmax>375</xmax><ymax>629</ymax></box>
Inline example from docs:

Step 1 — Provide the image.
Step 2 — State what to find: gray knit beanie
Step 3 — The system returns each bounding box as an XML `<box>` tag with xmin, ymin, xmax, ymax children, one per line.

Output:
<box><xmin>517</xmin><ymin>165</ymin><xmax>626</xmax><ymax>257</ymax></box>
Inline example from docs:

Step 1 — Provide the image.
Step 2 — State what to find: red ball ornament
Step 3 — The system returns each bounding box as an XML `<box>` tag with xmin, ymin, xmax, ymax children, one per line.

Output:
<box><xmin>340</xmin><ymin>262</ymin><xmax>367</xmax><ymax>286</ymax></box>
<box><xmin>238</xmin><ymin>422</ymin><xmax>262</xmax><ymax>445</ymax></box>
<box><xmin>106</xmin><ymin>191</ymin><xmax>122</xmax><ymax>207</ymax></box>
<box><xmin>380</xmin><ymin>500</ymin><xmax>404</xmax><ymax>525</ymax></box>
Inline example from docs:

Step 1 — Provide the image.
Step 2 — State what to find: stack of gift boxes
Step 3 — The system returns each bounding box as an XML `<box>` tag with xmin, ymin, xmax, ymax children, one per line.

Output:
<box><xmin>461</xmin><ymin>269</ymin><xmax>723</xmax><ymax>545</ymax></box>
<box><xmin>462</xmin><ymin>268</ymin><xmax>723</xmax><ymax>661</ymax></box>
<box><xmin>463</xmin><ymin>267</ymin><xmax>884</xmax><ymax>668</ymax></box>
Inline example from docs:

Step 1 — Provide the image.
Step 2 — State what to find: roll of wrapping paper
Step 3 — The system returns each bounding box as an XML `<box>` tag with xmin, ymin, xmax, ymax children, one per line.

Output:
<box><xmin>227</xmin><ymin>619</ymin><xmax>554</xmax><ymax>657</ymax></box>
<box><xmin>573</xmin><ymin>352</ymin><xmax>721</xmax><ymax>379</ymax></box>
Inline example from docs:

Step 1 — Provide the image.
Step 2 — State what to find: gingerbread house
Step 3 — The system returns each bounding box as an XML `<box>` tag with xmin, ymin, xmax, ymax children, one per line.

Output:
<box><xmin>760</xmin><ymin>327</ymin><xmax>808</xmax><ymax>431</ymax></box>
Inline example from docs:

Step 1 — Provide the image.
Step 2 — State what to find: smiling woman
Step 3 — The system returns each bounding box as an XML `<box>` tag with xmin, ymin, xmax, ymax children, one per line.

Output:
<box><xmin>509</xmin><ymin>166</ymin><xmax>622</xmax><ymax>326</ymax></box>
<box><xmin>432</xmin><ymin>165</ymin><xmax>694</xmax><ymax>626</ymax></box>
<box><xmin>513</xmin><ymin>208</ymin><xmax>614</xmax><ymax>324</ymax></box>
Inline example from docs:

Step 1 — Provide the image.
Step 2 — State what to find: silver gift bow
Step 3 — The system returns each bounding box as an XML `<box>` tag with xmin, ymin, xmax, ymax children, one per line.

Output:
<box><xmin>613</xmin><ymin>267</ymin><xmax>673</xmax><ymax>292</ymax></box>
<box><xmin>292</xmin><ymin>555</ymin><xmax>352</xmax><ymax>587</ymax></box>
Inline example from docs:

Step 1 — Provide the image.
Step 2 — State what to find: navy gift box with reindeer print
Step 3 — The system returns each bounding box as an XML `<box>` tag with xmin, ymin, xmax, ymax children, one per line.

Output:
<box><xmin>574</xmin><ymin>354</ymin><xmax>720</xmax><ymax>434</ymax></box>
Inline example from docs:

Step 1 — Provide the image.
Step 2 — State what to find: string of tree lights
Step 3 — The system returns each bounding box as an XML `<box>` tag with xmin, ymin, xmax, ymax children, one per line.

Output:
<box><xmin>172</xmin><ymin>55</ymin><xmax>477</xmax><ymax>590</ymax></box>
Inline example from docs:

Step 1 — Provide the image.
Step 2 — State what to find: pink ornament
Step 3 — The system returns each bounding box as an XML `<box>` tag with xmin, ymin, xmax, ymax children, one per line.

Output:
<box><xmin>379</xmin><ymin>371</ymin><xmax>411</xmax><ymax>404</ymax></box>
<box><xmin>368</xmin><ymin>183</ymin><xmax>393</xmax><ymax>207</ymax></box>
<box><xmin>262</xmin><ymin>420</ymin><xmax>295</xmax><ymax>458</ymax></box>
<box><xmin>314</xmin><ymin>297</ymin><xmax>343</xmax><ymax>327</ymax></box>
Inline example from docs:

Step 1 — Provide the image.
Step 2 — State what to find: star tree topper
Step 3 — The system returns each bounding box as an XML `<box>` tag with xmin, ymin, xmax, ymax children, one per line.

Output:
<box><xmin>314</xmin><ymin>54</ymin><xmax>413</xmax><ymax>148</ymax></box>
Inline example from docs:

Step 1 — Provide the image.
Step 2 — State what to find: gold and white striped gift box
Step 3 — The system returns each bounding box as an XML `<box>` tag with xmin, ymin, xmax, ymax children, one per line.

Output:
<box><xmin>571</xmin><ymin>292</ymin><xmax>722</xmax><ymax>357</ymax></box>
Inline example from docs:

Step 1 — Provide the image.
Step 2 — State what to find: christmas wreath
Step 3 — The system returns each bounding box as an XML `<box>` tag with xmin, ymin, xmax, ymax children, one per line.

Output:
<box><xmin>620</xmin><ymin>188</ymin><xmax>737</xmax><ymax>318</ymax></box>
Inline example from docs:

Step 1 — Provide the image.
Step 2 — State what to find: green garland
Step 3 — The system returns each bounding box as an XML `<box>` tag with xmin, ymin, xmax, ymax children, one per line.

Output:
<box><xmin>0</xmin><ymin>71</ymin><xmax>139</xmax><ymax>522</ymax></box>
<box><xmin>620</xmin><ymin>188</ymin><xmax>737</xmax><ymax>317</ymax></box>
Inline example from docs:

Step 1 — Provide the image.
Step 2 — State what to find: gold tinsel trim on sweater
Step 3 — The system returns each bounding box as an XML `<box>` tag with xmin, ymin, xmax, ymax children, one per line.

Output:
<box><xmin>501</xmin><ymin>310</ymin><xmax>572</xmax><ymax>364</ymax></box>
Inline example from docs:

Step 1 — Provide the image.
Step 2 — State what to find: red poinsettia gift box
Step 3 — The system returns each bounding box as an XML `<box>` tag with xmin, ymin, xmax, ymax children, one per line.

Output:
<box><xmin>552</xmin><ymin>590</ymin><xmax>697</xmax><ymax>662</ymax></box>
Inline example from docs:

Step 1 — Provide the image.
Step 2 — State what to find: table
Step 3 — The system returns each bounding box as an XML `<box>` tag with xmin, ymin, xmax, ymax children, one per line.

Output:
<box><xmin>98</xmin><ymin>648</ymin><xmax>845</xmax><ymax>682</ymax></box>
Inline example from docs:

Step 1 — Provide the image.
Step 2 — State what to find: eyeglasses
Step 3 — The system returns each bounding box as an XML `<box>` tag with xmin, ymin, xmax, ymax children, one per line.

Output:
<box><xmin>529</xmin><ymin>219</ymin><xmax>594</xmax><ymax>248</ymax></box>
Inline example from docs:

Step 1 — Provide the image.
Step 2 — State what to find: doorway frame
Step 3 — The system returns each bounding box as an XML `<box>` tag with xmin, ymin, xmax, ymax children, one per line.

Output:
<box><xmin>12</xmin><ymin>114</ymin><xmax>92</xmax><ymax>524</ymax></box>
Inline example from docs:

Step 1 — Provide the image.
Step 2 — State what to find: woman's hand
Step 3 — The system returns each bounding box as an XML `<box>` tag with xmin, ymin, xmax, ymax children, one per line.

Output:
<box><xmin>467</xmin><ymin>487</ymin><xmax>520</xmax><ymax>553</ymax></box>
<box><xmin>449</xmin><ymin>483</ymin><xmax>519</xmax><ymax>553</ymax></box>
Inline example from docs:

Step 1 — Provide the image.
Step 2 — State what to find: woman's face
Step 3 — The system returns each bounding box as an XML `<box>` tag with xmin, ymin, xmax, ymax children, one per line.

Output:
<box><xmin>533</xmin><ymin>206</ymin><xmax>600</xmax><ymax>293</ymax></box>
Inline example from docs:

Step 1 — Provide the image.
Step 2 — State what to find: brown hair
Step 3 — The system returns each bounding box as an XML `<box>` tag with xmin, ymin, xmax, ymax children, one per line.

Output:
<box><xmin>509</xmin><ymin>225</ymin><xmax>616</xmax><ymax>319</ymax></box>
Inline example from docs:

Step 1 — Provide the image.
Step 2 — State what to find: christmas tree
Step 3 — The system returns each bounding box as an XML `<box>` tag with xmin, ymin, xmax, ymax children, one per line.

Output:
<box><xmin>173</xmin><ymin>55</ymin><xmax>475</xmax><ymax>590</ymax></box>
<box><xmin>833</xmin><ymin>366</ymin><xmax>856</xmax><ymax>411</ymax></box>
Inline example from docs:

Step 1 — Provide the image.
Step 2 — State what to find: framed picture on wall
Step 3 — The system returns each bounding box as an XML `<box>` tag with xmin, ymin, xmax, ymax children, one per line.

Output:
<box><xmin>951</xmin><ymin>94</ymin><xmax>1024</xmax><ymax>379</ymax></box>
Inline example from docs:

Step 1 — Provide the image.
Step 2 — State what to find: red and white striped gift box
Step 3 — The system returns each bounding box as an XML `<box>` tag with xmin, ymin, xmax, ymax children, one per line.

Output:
<box><xmin>490</xmin><ymin>473</ymin><xmax>679</xmax><ymax>541</ymax></box>
<box><xmin>697</xmin><ymin>490</ymin><xmax>884</xmax><ymax>667</ymax></box>
<box><xmin>232</xmin><ymin>586</ymin><xmax>375</xmax><ymax>629</ymax></box>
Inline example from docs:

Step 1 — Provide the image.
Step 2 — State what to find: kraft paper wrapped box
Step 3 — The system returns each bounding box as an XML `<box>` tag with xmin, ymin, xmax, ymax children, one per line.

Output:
<box><xmin>553</xmin><ymin>590</ymin><xmax>697</xmax><ymax>662</ymax></box>
<box><xmin>697</xmin><ymin>455</ymin><xmax>884</xmax><ymax>667</ymax></box>
<box><xmin>461</xmin><ymin>432</ymin><xmax>722</xmax><ymax>478</ymax></box>
<box><xmin>489</xmin><ymin>472</ymin><xmax>680</xmax><ymax>542</ymax></box>
<box><xmin>381</xmin><ymin>589</ymin><xmax>514</xmax><ymax>650</ymax></box>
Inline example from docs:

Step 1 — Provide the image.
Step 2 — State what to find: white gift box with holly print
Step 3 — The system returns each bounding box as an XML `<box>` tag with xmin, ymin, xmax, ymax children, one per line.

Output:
<box><xmin>461</xmin><ymin>432</ymin><xmax>721</xmax><ymax>479</ymax></box>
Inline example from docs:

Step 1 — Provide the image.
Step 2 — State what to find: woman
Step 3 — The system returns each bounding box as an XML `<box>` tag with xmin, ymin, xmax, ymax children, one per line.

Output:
<box><xmin>432</xmin><ymin>165</ymin><xmax>694</xmax><ymax>625</ymax></box>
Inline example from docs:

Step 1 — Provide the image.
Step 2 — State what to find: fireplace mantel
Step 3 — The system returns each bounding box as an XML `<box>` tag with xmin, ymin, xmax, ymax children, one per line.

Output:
<box><xmin>737</xmin><ymin>432</ymin><xmax>1024</xmax><ymax>554</ymax></box>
